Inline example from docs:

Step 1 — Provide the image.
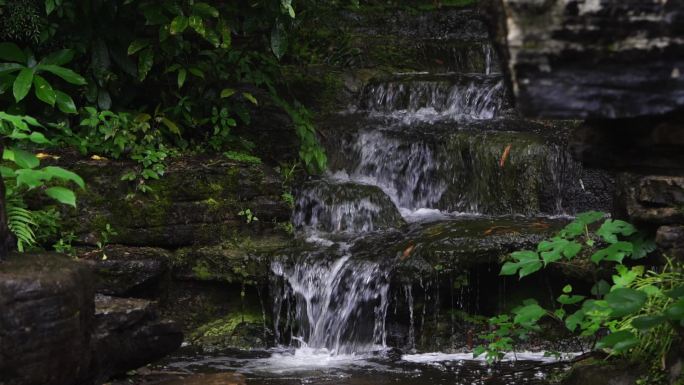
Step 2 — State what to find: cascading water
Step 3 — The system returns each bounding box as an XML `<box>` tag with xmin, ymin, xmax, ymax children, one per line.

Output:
<box><xmin>271</xmin><ymin>254</ymin><xmax>391</xmax><ymax>355</ymax></box>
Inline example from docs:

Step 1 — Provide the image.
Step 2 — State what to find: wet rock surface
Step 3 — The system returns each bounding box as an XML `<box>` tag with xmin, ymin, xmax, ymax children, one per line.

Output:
<box><xmin>0</xmin><ymin>253</ymin><xmax>94</xmax><ymax>385</ymax></box>
<box><xmin>78</xmin><ymin>245</ymin><xmax>171</xmax><ymax>298</ymax></box>
<box><xmin>90</xmin><ymin>295</ymin><xmax>183</xmax><ymax>384</ymax></box>
<box><xmin>486</xmin><ymin>0</ymin><xmax>684</xmax><ymax>119</ymax></box>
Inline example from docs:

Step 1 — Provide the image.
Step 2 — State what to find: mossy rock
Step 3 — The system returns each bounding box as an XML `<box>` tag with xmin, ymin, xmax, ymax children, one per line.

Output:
<box><xmin>190</xmin><ymin>311</ymin><xmax>268</xmax><ymax>351</ymax></box>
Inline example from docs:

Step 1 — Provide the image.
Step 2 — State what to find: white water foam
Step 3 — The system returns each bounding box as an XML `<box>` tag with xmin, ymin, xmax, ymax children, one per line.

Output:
<box><xmin>402</xmin><ymin>351</ymin><xmax>580</xmax><ymax>363</ymax></box>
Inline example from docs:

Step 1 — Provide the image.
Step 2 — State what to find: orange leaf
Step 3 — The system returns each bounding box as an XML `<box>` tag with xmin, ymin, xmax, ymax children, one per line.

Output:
<box><xmin>499</xmin><ymin>144</ymin><xmax>512</xmax><ymax>168</ymax></box>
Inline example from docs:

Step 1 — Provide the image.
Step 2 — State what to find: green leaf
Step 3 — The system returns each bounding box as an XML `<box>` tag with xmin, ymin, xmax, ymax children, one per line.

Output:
<box><xmin>665</xmin><ymin>299</ymin><xmax>684</xmax><ymax>321</ymax></box>
<box><xmin>5</xmin><ymin>147</ymin><xmax>39</xmax><ymax>169</ymax></box>
<box><xmin>576</xmin><ymin>211</ymin><xmax>605</xmax><ymax>226</ymax></box>
<box><xmin>13</xmin><ymin>67</ymin><xmax>35</xmax><ymax>102</ymax></box>
<box><xmin>557</xmin><ymin>294</ymin><xmax>585</xmax><ymax>305</ymax></box>
<box><xmin>43</xmin><ymin>166</ymin><xmax>85</xmax><ymax>188</ymax></box>
<box><xmin>138</xmin><ymin>49</ymin><xmax>154</xmax><ymax>81</ymax></box>
<box><xmin>170</xmin><ymin>15</ymin><xmax>189</xmax><ymax>35</ymax></box>
<box><xmin>665</xmin><ymin>286</ymin><xmax>684</xmax><ymax>299</ymax></box>
<box><xmin>46</xmin><ymin>0</ymin><xmax>56</xmax><ymax>15</ymax></box>
<box><xmin>127</xmin><ymin>39</ymin><xmax>151</xmax><ymax>55</ymax></box>
<box><xmin>242</xmin><ymin>92</ymin><xmax>258</xmax><ymax>105</ymax></box>
<box><xmin>32</xmin><ymin>74</ymin><xmax>56</xmax><ymax>106</ymax></box>
<box><xmin>160</xmin><ymin>117</ymin><xmax>181</xmax><ymax>136</ymax></box>
<box><xmin>628</xmin><ymin>234</ymin><xmax>656</xmax><ymax>260</ymax></box>
<box><xmin>177</xmin><ymin>68</ymin><xmax>187</xmax><ymax>89</ymax></box>
<box><xmin>590</xmin><ymin>241</ymin><xmax>633</xmax><ymax>264</ymax></box>
<box><xmin>28</xmin><ymin>132</ymin><xmax>50</xmax><ymax>144</ymax></box>
<box><xmin>559</xmin><ymin>221</ymin><xmax>584</xmax><ymax>239</ymax></box>
<box><xmin>189</xmin><ymin>15</ymin><xmax>206</xmax><ymax>36</ymax></box>
<box><xmin>612</xmin><ymin>265</ymin><xmax>643</xmax><ymax>288</ymax></box>
<box><xmin>270</xmin><ymin>21</ymin><xmax>288</xmax><ymax>60</ymax></box>
<box><xmin>192</xmin><ymin>3</ymin><xmax>219</xmax><ymax>17</ymax></box>
<box><xmin>631</xmin><ymin>315</ymin><xmax>666</xmax><ymax>330</ymax></box>
<box><xmin>0</xmin><ymin>63</ymin><xmax>24</xmax><ymax>75</ymax></box>
<box><xmin>596</xmin><ymin>330</ymin><xmax>638</xmax><ymax>352</ymax></box>
<box><xmin>55</xmin><ymin>90</ymin><xmax>77</xmax><ymax>114</ymax></box>
<box><xmin>513</xmin><ymin>302</ymin><xmax>546</xmax><ymax>327</ymax></box>
<box><xmin>565</xmin><ymin>309</ymin><xmax>585</xmax><ymax>332</ymax></box>
<box><xmin>0</xmin><ymin>42</ymin><xmax>27</xmax><ymax>63</ymax></box>
<box><xmin>597</xmin><ymin>219</ymin><xmax>637</xmax><ymax>244</ymax></box>
<box><xmin>40</xmin><ymin>49</ymin><xmax>74</xmax><ymax>66</ymax></box>
<box><xmin>36</xmin><ymin>64</ymin><xmax>87</xmax><ymax>85</ymax></box>
<box><xmin>14</xmin><ymin>169</ymin><xmax>46</xmax><ymax>189</ymax></box>
<box><xmin>591</xmin><ymin>280</ymin><xmax>611</xmax><ymax>296</ymax></box>
<box><xmin>220</xmin><ymin>88</ymin><xmax>236</xmax><ymax>98</ymax></box>
<box><xmin>563</xmin><ymin>284</ymin><xmax>573</xmax><ymax>294</ymax></box>
<box><xmin>605</xmin><ymin>288</ymin><xmax>647</xmax><ymax>318</ymax></box>
<box><xmin>45</xmin><ymin>187</ymin><xmax>76</xmax><ymax>207</ymax></box>
<box><xmin>538</xmin><ymin>238</ymin><xmax>582</xmax><ymax>265</ymax></box>
<box><xmin>188</xmin><ymin>67</ymin><xmax>204</xmax><ymax>78</ymax></box>
<box><xmin>218</xmin><ymin>19</ymin><xmax>231</xmax><ymax>49</ymax></box>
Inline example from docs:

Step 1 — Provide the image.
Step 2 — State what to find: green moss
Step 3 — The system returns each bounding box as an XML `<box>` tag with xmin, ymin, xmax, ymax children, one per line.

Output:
<box><xmin>190</xmin><ymin>311</ymin><xmax>266</xmax><ymax>350</ymax></box>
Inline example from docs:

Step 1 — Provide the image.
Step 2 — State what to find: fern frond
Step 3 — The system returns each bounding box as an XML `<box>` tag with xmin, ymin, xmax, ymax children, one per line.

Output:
<box><xmin>5</xmin><ymin>193</ymin><xmax>37</xmax><ymax>252</ymax></box>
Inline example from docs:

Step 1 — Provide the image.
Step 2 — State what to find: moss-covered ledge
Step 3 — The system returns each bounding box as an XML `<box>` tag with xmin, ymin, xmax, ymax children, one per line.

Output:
<box><xmin>53</xmin><ymin>154</ymin><xmax>292</xmax><ymax>248</ymax></box>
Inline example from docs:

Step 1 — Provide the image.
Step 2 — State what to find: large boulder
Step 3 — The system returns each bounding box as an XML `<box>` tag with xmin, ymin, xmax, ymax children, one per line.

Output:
<box><xmin>485</xmin><ymin>0</ymin><xmax>684</xmax><ymax>119</ymax></box>
<box><xmin>89</xmin><ymin>295</ymin><xmax>183</xmax><ymax>384</ymax></box>
<box><xmin>0</xmin><ymin>253</ymin><xmax>94</xmax><ymax>385</ymax></box>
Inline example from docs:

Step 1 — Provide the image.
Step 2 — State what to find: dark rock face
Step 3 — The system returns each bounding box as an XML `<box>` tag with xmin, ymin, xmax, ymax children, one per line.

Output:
<box><xmin>0</xmin><ymin>254</ymin><xmax>94</xmax><ymax>385</ymax></box>
<box><xmin>57</xmin><ymin>155</ymin><xmax>290</xmax><ymax>248</ymax></box>
<box><xmin>485</xmin><ymin>0</ymin><xmax>684</xmax><ymax>119</ymax></box>
<box><xmin>79</xmin><ymin>246</ymin><xmax>172</xmax><ymax>299</ymax></box>
<box><xmin>616</xmin><ymin>173</ymin><xmax>684</xmax><ymax>226</ymax></box>
<box><xmin>561</xmin><ymin>360</ymin><xmax>640</xmax><ymax>385</ymax></box>
<box><xmin>89</xmin><ymin>295</ymin><xmax>183</xmax><ymax>384</ymax></box>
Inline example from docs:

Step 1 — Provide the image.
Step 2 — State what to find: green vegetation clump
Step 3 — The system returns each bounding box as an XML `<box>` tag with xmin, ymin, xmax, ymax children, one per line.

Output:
<box><xmin>475</xmin><ymin>211</ymin><xmax>684</xmax><ymax>381</ymax></box>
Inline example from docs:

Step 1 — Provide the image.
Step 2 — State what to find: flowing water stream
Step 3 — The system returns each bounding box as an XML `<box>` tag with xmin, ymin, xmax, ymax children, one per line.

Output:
<box><xmin>138</xmin><ymin>8</ymin><xmax>608</xmax><ymax>385</ymax></box>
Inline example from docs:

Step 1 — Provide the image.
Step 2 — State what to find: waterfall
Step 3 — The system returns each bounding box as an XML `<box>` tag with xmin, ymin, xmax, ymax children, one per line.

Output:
<box><xmin>359</xmin><ymin>74</ymin><xmax>504</xmax><ymax>123</ymax></box>
<box><xmin>271</xmin><ymin>254</ymin><xmax>391</xmax><ymax>355</ymax></box>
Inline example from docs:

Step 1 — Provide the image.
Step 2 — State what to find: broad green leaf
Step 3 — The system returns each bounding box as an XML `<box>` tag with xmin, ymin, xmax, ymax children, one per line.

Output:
<box><xmin>597</xmin><ymin>219</ymin><xmax>637</xmax><ymax>244</ymax></box>
<box><xmin>559</xmin><ymin>220</ymin><xmax>584</xmax><ymax>239</ymax></box>
<box><xmin>563</xmin><ymin>284</ymin><xmax>573</xmax><ymax>294</ymax></box>
<box><xmin>5</xmin><ymin>147</ymin><xmax>39</xmax><ymax>169</ymax></box>
<box><xmin>605</xmin><ymin>288</ymin><xmax>646</xmax><ymax>318</ymax></box>
<box><xmin>0</xmin><ymin>42</ymin><xmax>27</xmax><ymax>63</ymax></box>
<box><xmin>576</xmin><ymin>211</ymin><xmax>605</xmax><ymax>226</ymax></box>
<box><xmin>500</xmin><ymin>250</ymin><xmax>542</xmax><ymax>278</ymax></box>
<box><xmin>28</xmin><ymin>132</ymin><xmax>50</xmax><ymax>144</ymax></box>
<box><xmin>665</xmin><ymin>299</ymin><xmax>684</xmax><ymax>321</ymax></box>
<box><xmin>46</xmin><ymin>0</ymin><xmax>56</xmax><ymax>15</ymax></box>
<box><xmin>14</xmin><ymin>168</ymin><xmax>46</xmax><ymax>188</ymax></box>
<box><xmin>0</xmin><ymin>166</ymin><xmax>13</xmax><ymax>178</ymax></box>
<box><xmin>220</xmin><ymin>88</ymin><xmax>236</xmax><ymax>98</ymax></box>
<box><xmin>40</xmin><ymin>49</ymin><xmax>74</xmax><ymax>66</ymax></box>
<box><xmin>218</xmin><ymin>19</ymin><xmax>231</xmax><ymax>49</ymax></box>
<box><xmin>0</xmin><ymin>63</ymin><xmax>24</xmax><ymax>75</ymax></box>
<box><xmin>612</xmin><ymin>265</ymin><xmax>643</xmax><ymax>287</ymax></box>
<box><xmin>43</xmin><ymin>166</ymin><xmax>85</xmax><ymax>188</ymax></box>
<box><xmin>37</xmin><ymin>64</ymin><xmax>87</xmax><ymax>85</ymax></box>
<box><xmin>170</xmin><ymin>15</ymin><xmax>189</xmax><ymax>35</ymax></box>
<box><xmin>32</xmin><ymin>74</ymin><xmax>56</xmax><ymax>106</ymax></box>
<box><xmin>13</xmin><ymin>67</ymin><xmax>35</xmax><ymax>102</ymax></box>
<box><xmin>189</xmin><ymin>15</ymin><xmax>206</xmax><ymax>36</ymax></box>
<box><xmin>177</xmin><ymin>68</ymin><xmax>187</xmax><ymax>89</ymax></box>
<box><xmin>242</xmin><ymin>92</ymin><xmax>258</xmax><ymax>105</ymax></box>
<box><xmin>188</xmin><ymin>67</ymin><xmax>204</xmax><ymax>78</ymax></box>
<box><xmin>270</xmin><ymin>22</ymin><xmax>288</xmax><ymax>60</ymax></box>
<box><xmin>557</xmin><ymin>294</ymin><xmax>585</xmax><ymax>305</ymax></box>
<box><xmin>127</xmin><ymin>39</ymin><xmax>150</xmax><ymax>55</ymax></box>
<box><xmin>665</xmin><ymin>286</ymin><xmax>684</xmax><ymax>299</ymax></box>
<box><xmin>138</xmin><ymin>48</ymin><xmax>154</xmax><ymax>81</ymax></box>
<box><xmin>55</xmin><ymin>90</ymin><xmax>77</xmax><ymax>114</ymax></box>
<box><xmin>628</xmin><ymin>234</ymin><xmax>656</xmax><ymax>260</ymax></box>
<box><xmin>45</xmin><ymin>186</ymin><xmax>76</xmax><ymax>207</ymax></box>
<box><xmin>513</xmin><ymin>302</ymin><xmax>546</xmax><ymax>327</ymax></box>
<box><xmin>596</xmin><ymin>330</ymin><xmax>638</xmax><ymax>352</ymax></box>
<box><xmin>591</xmin><ymin>280</ymin><xmax>611</xmax><ymax>296</ymax></box>
<box><xmin>565</xmin><ymin>309</ymin><xmax>585</xmax><ymax>332</ymax></box>
<box><xmin>192</xmin><ymin>3</ymin><xmax>219</xmax><ymax>17</ymax></box>
<box><xmin>538</xmin><ymin>238</ymin><xmax>582</xmax><ymax>265</ymax></box>
<box><xmin>160</xmin><ymin>117</ymin><xmax>181</xmax><ymax>136</ymax></box>
<box><xmin>631</xmin><ymin>315</ymin><xmax>666</xmax><ymax>330</ymax></box>
<box><xmin>590</xmin><ymin>241</ymin><xmax>633</xmax><ymax>264</ymax></box>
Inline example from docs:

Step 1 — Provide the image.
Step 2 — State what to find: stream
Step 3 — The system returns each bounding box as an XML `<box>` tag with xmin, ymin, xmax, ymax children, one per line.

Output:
<box><xmin>124</xmin><ymin>9</ymin><xmax>602</xmax><ymax>385</ymax></box>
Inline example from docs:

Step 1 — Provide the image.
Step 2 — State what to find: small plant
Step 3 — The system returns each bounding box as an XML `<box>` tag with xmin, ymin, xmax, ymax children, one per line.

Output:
<box><xmin>224</xmin><ymin>151</ymin><xmax>261</xmax><ymax>164</ymax></box>
<box><xmin>475</xmin><ymin>211</ymin><xmax>683</xmax><ymax>367</ymax></box>
<box><xmin>238</xmin><ymin>208</ymin><xmax>258</xmax><ymax>224</ymax></box>
<box><xmin>281</xmin><ymin>192</ymin><xmax>294</xmax><ymax>209</ymax></box>
<box><xmin>53</xmin><ymin>231</ymin><xmax>76</xmax><ymax>255</ymax></box>
<box><xmin>96</xmin><ymin>223</ymin><xmax>117</xmax><ymax>250</ymax></box>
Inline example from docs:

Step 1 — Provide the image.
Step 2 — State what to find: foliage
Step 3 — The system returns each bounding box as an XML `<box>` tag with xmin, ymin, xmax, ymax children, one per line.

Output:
<box><xmin>1</xmin><ymin>111</ymin><xmax>83</xmax><ymax>251</ymax></box>
<box><xmin>475</xmin><ymin>211</ymin><xmax>682</xmax><ymax>367</ymax></box>
<box><xmin>238</xmin><ymin>208</ymin><xmax>258</xmax><ymax>224</ymax></box>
